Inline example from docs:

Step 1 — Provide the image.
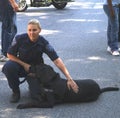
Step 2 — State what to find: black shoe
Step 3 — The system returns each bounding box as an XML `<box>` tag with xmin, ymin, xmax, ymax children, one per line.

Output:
<box><xmin>10</xmin><ymin>92</ymin><xmax>20</xmax><ymax>103</ymax></box>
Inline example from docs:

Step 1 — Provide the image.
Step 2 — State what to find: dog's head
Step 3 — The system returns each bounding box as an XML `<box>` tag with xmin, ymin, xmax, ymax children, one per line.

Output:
<box><xmin>28</xmin><ymin>63</ymin><xmax>57</xmax><ymax>83</ymax></box>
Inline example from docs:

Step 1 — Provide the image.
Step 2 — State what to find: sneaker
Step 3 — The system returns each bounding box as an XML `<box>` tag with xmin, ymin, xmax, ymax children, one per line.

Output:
<box><xmin>10</xmin><ymin>92</ymin><xmax>20</xmax><ymax>103</ymax></box>
<box><xmin>0</xmin><ymin>55</ymin><xmax>9</xmax><ymax>62</ymax></box>
<box><xmin>107</xmin><ymin>47</ymin><xmax>120</xmax><ymax>56</ymax></box>
<box><xmin>107</xmin><ymin>46</ymin><xmax>111</xmax><ymax>52</ymax></box>
<box><xmin>111</xmin><ymin>50</ymin><xmax>120</xmax><ymax>56</ymax></box>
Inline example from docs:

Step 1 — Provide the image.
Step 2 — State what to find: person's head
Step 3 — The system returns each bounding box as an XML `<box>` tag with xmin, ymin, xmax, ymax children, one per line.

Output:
<box><xmin>27</xmin><ymin>19</ymin><xmax>41</xmax><ymax>42</ymax></box>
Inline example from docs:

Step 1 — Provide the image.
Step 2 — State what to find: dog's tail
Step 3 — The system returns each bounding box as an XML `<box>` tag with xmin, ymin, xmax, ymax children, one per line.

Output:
<box><xmin>100</xmin><ymin>87</ymin><xmax>119</xmax><ymax>93</ymax></box>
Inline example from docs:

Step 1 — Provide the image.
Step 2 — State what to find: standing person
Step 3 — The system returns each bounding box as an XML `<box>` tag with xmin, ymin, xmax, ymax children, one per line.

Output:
<box><xmin>0</xmin><ymin>0</ymin><xmax>19</xmax><ymax>61</ymax></box>
<box><xmin>2</xmin><ymin>19</ymin><xmax>79</xmax><ymax>103</ymax></box>
<box><xmin>103</xmin><ymin>0</ymin><xmax>120</xmax><ymax>56</ymax></box>
<box><xmin>119</xmin><ymin>4</ymin><xmax>120</xmax><ymax>42</ymax></box>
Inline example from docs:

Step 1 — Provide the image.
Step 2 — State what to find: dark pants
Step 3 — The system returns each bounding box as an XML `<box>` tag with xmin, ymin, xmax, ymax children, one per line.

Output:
<box><xmin>119</xmin><ymin>6</ymin><xmax>120</xmax><ymax>42</ymax></box>
<box><xmin>0</xmin><ymin>1</ymin><xmax>17</xmax><ymax>56</ymax></box>
<box><xmin>103</xmin><ymin>5</ymin><xmax>119</xmax><ymax>51</ymax></box>
<box><xmin>2</xmin><ymin>61</ymin><xmax>27</xmax><ymax>92</ymax></box>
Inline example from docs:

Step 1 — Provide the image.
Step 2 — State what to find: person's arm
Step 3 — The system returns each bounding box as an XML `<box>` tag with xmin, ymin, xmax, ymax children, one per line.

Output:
<box><xmin>107</xmin><ymin>0</ymin><xmax>115</xmax><ymax>18</ymax></box>
<box><xmin>9</xmin><ymin>0</ymin><xmax>19</xmax><ymax>11</ymax></box>
<box><xmin>53</xmin><ymin>58</ymin><xmax>79</xmax><ymax>93</ymax></box>
<box><xmin>7</xmin><ymin>53</ymin><xmax>30</xmax><ymax>72</ymax></box>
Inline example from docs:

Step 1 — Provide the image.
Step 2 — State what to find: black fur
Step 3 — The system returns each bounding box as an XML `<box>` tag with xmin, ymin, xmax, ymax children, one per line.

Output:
<box><xmin>17</xmin><ymin>64</ymin><xmax>119</xmax><ymax>109</ymax></box>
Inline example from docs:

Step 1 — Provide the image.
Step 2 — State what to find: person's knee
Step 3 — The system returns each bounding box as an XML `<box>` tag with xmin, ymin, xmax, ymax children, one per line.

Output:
<box><xmin>2</xmin><ymin>61</ymin><xmax>18</xmax><ymax>74</ymax></box>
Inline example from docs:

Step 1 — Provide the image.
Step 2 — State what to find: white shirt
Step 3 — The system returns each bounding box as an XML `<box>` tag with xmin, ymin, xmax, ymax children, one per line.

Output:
<box><xmin>104</xmin><ymin>0</ymin><xmax>120</xmax><ymax>5</ymax></box>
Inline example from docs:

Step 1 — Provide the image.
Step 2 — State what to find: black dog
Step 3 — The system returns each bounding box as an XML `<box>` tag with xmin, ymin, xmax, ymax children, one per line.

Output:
<box><xmin>17</xmin><ymin>64</ymin><xmax>119</xmax><ymax>109</ymax></box>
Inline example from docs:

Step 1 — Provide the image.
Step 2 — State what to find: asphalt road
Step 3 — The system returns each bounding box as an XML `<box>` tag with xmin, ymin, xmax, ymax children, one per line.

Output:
<box><xmin>0</xmin><ymin>0</ymin><xmax>120</xmax><ymax>118</ymax></box>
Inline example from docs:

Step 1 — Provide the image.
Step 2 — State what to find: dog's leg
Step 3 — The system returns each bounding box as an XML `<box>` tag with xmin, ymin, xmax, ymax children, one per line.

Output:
<box><xmin>17</xmin><ymin>102</ymin><xmax>38</xmax><ymax>109</ymax></box>
<box><xmin>17</xmin><ymin>91</ymin><xmax>56</xmax><ymax>109</ymax></box>
<box><xmin>17</xmin><ymin>101</ymin><xmax>54</xmax><ymax>109</ymax></box>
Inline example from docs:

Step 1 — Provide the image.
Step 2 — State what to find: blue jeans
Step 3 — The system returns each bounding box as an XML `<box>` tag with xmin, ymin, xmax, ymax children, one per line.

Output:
<box><xmin>103</xmin><ymin>5</ymin><xmax>119</xmax><ymax>51</ymax></box>
<box><xmin>0</xmin><ymin>2</ymin><xmax>17</xmax><ymax>56</ymax></box>
<box><xmin>2</xmin><ymin>61</ymin><xmax>27</xmax><ymax>92</ymax></box>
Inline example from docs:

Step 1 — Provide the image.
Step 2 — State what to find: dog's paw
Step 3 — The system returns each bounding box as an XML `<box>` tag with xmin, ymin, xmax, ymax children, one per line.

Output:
<box><xmin>17</xmin><ymin>104</ymin><xmax>27</xmax><ymax>109</ymax></box>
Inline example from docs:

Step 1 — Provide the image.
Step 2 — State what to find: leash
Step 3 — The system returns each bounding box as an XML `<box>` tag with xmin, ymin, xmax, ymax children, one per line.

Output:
<box><xmin>19</xmin><ymin>78</ymin><xmax>26</xmax><ymax>84</ymax></box>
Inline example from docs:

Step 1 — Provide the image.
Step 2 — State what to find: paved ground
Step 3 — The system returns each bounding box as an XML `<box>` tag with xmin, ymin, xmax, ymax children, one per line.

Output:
<box><xmin>0</xmin><ymin>0</ymin><xmax>120</xmax><ymax>118</ymax></box>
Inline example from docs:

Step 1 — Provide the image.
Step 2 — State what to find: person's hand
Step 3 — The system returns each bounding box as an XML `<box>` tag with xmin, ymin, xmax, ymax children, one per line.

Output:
<box><xmin>110</xmin><ymin>9</ymin><xmax>115</xmax><ymax>19</ymax></box>
<box><xmin>67</xmin><ymin>79</ymin><xmax>79</xmax><ymax>93</ymax></box>
<box><xmin>27</xmin><ymin>73</ymin><xmax>36</xmax><ymax>77</ymax></box>
<box><xmin>110</xmin><ymin>11</ymin><xmax>115</xmax><ymax>18</ymax></box>
<box><xmin>23</xmin><ymin>63</ymin><xmax>31</xmax><ymax>73</ymax></box>
<box><xmin>11</xmin><ymin>2</ymin><xmax>19</xmax><ymax>11</ymax></box>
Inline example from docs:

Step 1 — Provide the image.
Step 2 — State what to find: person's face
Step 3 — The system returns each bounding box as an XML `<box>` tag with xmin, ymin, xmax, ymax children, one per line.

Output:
<box><xmin>27</xmin><ymin>24</ymin><xmax>41</xmax><ymax>42</ymax></box>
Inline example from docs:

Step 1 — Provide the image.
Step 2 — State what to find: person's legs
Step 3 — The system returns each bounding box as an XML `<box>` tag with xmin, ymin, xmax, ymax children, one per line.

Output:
<box><xmin>107</xmin><ymin>19</ymin><xmax>112</xmax><ymax>47</ymax></box>
<box><xmin>103</xmin><ymin>5</ymin><xmax>119</xmax><ymax>55</ymax></box>
<box><xmin>1</xmin><ymin>4</ymin><xmax>17</xmax><ymax>57</ymax></box>
<box><xmin>2</xmin><ymin>61</ymin><xmax>27</xmax><ymax>102</ymax></box>
<box><xmin>109</xmin><ymin>7</ymin><xmax>119</xmax><ymax>51</ymax></box>
<box><xmin>0</xmin><ymin>2</ymin><xmax>5</xmax><ymax>56</ymax></box>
